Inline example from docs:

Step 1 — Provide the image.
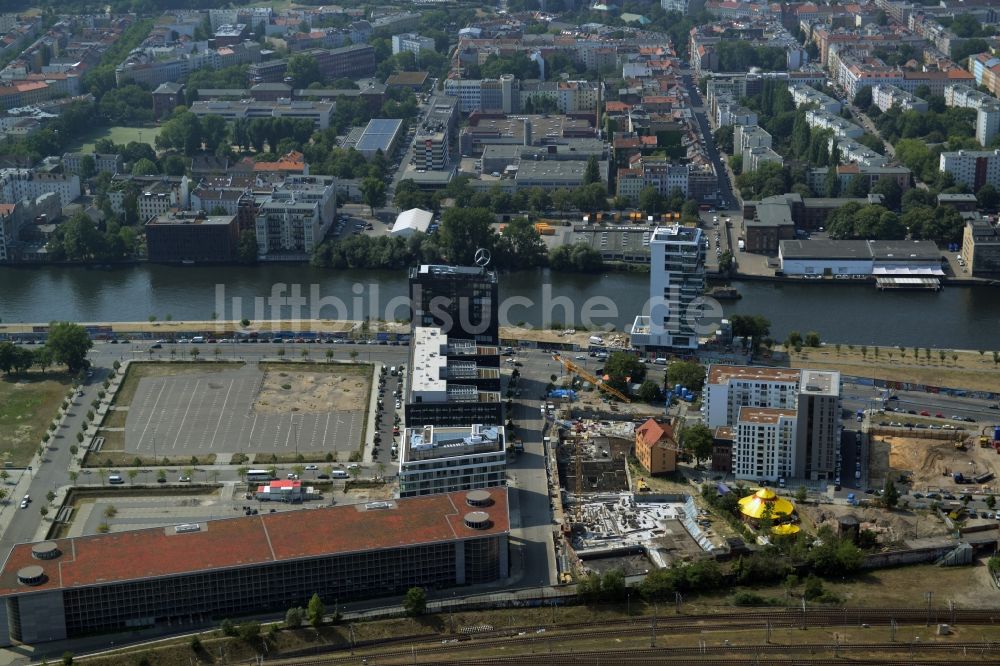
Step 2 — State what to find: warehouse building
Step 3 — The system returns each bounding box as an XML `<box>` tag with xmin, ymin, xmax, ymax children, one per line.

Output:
<box><xmin>0</xmin><ymin>489</ymin><xmax>509</xmax><ymax>645</ymax></box>
<box><xmin>145</xmin><ymin>211</ymin><xmax>240</xmax><ymax>263</ymax></box>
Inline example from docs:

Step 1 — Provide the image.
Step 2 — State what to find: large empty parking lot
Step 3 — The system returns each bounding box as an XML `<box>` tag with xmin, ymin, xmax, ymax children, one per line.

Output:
<box><xmin>123</xmin><ymin>363</ymin><xmax>370</xmax><ymax>456</ymax></box>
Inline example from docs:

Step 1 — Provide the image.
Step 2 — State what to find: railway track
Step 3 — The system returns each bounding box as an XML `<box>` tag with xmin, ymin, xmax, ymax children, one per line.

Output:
<box><xmin>267</xmin><ymin>608</ymin><xmax>1000</xmax><ymax>666</ymax></box>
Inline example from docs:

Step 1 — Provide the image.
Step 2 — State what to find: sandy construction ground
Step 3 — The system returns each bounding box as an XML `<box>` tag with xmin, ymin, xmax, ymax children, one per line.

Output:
<box><xmin>870</xmin><ymin>433</ymin><xmax>1000</xmax><ymax>491</ymax></box>
<box><xmin>255</xmin><ymin>369</ymin><xmax>369</xmax><ymax>413</ymax></box>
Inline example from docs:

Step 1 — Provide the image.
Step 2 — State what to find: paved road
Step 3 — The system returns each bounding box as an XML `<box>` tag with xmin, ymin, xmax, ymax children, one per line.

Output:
<box><xmin>680</xmin><ymin>69</ymin><xmax>737</xmax><ymax>212</ymax></box>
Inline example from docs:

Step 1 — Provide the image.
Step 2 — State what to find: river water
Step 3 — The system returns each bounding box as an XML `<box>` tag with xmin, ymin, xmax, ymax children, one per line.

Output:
<box><xmin>1</xmin><ymin>265</ymin><xmax>998</xmax><ymax>348</ymax></box>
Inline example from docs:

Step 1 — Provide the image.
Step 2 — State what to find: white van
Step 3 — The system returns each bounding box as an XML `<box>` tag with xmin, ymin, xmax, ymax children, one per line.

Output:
<box><xmin>108</xmin><ymin>475</ymin><xmax>124</xmax><ymax>484</ymax></box>
<box><xmin>192</xmin><ymin>336</ymin><xmax>205</xmax><ymax>343</ymax></box>
<box><xmin>330</xmin><ymin>470</ymin><xmax>350</xmax><ymax>479</ymax></box>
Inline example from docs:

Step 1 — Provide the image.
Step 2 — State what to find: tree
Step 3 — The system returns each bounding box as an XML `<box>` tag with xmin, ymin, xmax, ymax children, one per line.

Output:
<box><xmin>804</xmin><ymin>331</ymin><xmax>821</xmax><ymax>347</ymax></box>
<box><xmin>681</xmin><ymin>423</ymin><xmax>714</xmax><ymax>464</ymax></box>
<box><xmin>872</xmin><ymin>177</ymin><xmax>902</xmax><ymax>210</ymax></box>
<box><xmin>285</xmin><ymin>606</ymin><xmax>304</xmax><ymax>628</ymax></box>
<box><xmin>795</xmin><ymin>486</ymin><xmax>808</xmax><ymax>503</ymax></box>
<box><xmin>404</xmin><ymin>586</ymin><xmax>427</xmax><ymax>616</ymax></box>
<box><xmin>729</xmin><ymin>315</ymin><xmax>771</xmax><ymax>353</ymax></box>
<box><xmin>131</xmin><ymin>158</ymin><xmax>159</xmax><ymax>176</ymax></box>
<box><xmin>46</xmin><ymin>322</ymin><xmax>92</xmax><ymax>373</ymax></box>
<box><xmin>638</xmin><ymin>186</ymin><xmax>661</xmax><ymax>215</ymax></box>
<box><xmin>978</xmin><ymin>184</ymin><xmax>1000</xmax><ymax>211</ymax></box>
<box><xmin>438</xmin><ymin>207</ymin><xmax>496</xmax><ymax>264</ymax></box>
<box><xmin>78</xmin><ymin>155</ymin><xmax>96</xmax><ymax>181</ymax></box>
<box><xmin>360</xmin><ymin>176</ymin><xmax>386</xmax><ymax>215</ymax></box>
<box><xmin>286</xmin><ymin>54</ymin><xmax>322</xmax><ymax>88</ymax></box>
<box><xmin>667</xmin><ymin>360</ymin><xmax>706</xmax><ymax>391</ymax></box>
<box><xmin>882</xmin><ymin>478</ymin><xmax>899</xmax><ymax>509</ymax></box>
<box><xmin>854</xmin><ymin>85</ymin><xmax>873</xmax><ymax>110</ymax></box>
<box><xmin>307</xmin><ymin>592</ymin><xmax>325</xmax><ymax>627</ymax></box>
<box><xmin>636</xmin><ymin>380</ymin><xmax>663</xmax><ymax>403</ymax></box>
<box><xmin>603</xmin><ymin>351</ymin><xmax>643</xmax><ymax>392</ymax></box>
<box><xmin>237</xmin><ymin>230</ymin><xmax>258</xmax><ymax>264</ymax></box>
<box><xmin>583</xmin><ymin>155</ymin><xmax>600</xmax><ymax>185</ymax></box>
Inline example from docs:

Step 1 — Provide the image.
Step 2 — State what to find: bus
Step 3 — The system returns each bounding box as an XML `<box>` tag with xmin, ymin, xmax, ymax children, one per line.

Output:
<box><xmin>246</xmin><ymin>469</ymin><xmax>275</xmax><ymax>483</ymax></box>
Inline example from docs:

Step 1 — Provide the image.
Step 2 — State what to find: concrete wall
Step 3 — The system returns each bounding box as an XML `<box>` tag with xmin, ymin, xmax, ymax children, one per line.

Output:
<box><xmin>16</xmin><ymin>591</ymin><xmax>67</xmax><ymax>643</ymax></box>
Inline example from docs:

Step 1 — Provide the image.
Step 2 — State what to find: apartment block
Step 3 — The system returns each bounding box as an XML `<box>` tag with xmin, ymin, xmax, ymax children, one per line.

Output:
<box><xmin>392</xmin><ymin>33</ymin><xmax>435</xmax><ymax>56</ymax></box>
<box><xmin>789</xmin><ymin>83</ymin><xmax>842</xmax><ymax>114</ymax></box>
<box><xmin>630</xmin><ymin>225</ymin><xmax>705</xmax><ymax>351</ymax></box>
<box><xmin>61</xmin><ymin>153</ymin><xmax>123</xmax><ymax>177</ymax></box>
<box><xmin>0</xmin><ymin>168</ymin><xmax>80</xmax><ymax>208</ymax></box>
<box><xmin>634</xmin><ymin>418</ymin><xmax>678</xmax><ymax>475</ymax></box>
<box><xmin>962</xmin><ymin>216</ymin><xmax>1000</xmax><ymax>275</ymax></box>
<box><xmin>939</xmin><ymin>149</ymin><xmax>1000</xmax><ymax>191</ymax></box>
<box><xmin>398</xmin><ymin>424</ymin><xmax>506</xmax><ymax>497</ymax></box>
<box><xmin>745</xmin><ymin>146</ymin><xmax>783</xmax><ymax>173</ymax></box>
<box><xmin>108</xmin><ymin>175</ymin><xmax>190</xmax><ymax>221</ymax></box>
<box><xmin>255</xmin><ymin>175</ymin><xmax>336</xmax><ymax>255</ymax></box>
<box><xmin>733</xmin><ymin>407</ymin><xmax>798</xmax><ymax>482</ymax></box>
<box><xmin>829</xmin><ymin>138</ymin><xmax>887</xmax><ymax>168</ymax></box>
<box><xmin>444</xmin><ymin>75</ymin><xmax>519</xmax><ymax>113</ymax></box>
<box><xmin>703</xmin><ymin>365</ymin><xmax>801</xmax><ymax>429</ymax></box>
<box><xmin>872</xmin><ymin>84</ymin><xmax>927</xmax><ymax>113</ymax></box>
<box><xmin>795</xmin><ymin>369</ymin><xmax>841</xmax><ymax>481</ymax></box>
<box><xmin>805</xmin><ymin>108</ymin><xmax>864</xmax><ymax>140</ymax></box>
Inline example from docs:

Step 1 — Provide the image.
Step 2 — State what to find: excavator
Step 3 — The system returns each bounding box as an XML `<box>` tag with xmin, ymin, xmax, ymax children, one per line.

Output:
<box><xmin>551</xmin><ymin>353</ymin><xmax>631</xmax><ymax>403</ymax></box>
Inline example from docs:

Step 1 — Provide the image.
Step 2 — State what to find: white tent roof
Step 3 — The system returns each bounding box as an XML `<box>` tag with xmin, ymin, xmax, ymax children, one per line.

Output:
<box><xmin>391</xmin><ymin>208</ymin><xmax>434</xmax><ymax>235</ymax></box>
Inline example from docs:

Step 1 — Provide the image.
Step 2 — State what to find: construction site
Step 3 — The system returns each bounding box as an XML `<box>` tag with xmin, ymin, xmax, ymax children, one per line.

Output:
<box><xmin>868</xmin><ymin>424</ymin><xmax>1000</xmax><ymax>492</ymax></box>
<box><xmin>544</xmin><ymin>353</ymin><xmax>718</xmax><ymax>580</ymax></box>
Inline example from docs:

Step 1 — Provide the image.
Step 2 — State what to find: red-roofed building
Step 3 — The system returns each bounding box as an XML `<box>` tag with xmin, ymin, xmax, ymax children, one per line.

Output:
<box><xmin>634</xmin><ymin>418</ymin><xmax>678</xmax><ymax>475</ymax></box>
<box><xmin>0</xmin><ymin>488</ymin><xmax>510</xmax><ymax>645</ymax></box>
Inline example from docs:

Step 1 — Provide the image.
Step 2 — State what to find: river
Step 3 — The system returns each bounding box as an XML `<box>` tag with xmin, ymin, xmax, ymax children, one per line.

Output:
<box><xmin>1</xmin><ymin>265</ymin><xmax>998</xmax><ymax>349</ymax></box>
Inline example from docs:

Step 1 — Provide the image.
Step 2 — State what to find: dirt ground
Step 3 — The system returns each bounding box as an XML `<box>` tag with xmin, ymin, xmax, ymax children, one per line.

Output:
<box><xmin>786</xmin><ymin>346</ymin><xmax>1000</xmax><ymax>393</ymax></box>
<box><xmin>870</xmin><ymin>433</ymin><xmax>1000</xmax><ymax>492</ymax></box>
<box><xmin>255</xmin><ymin>367</ymin><xmax>369</xmax><ymax>413</ymax></box>
<box><xmin>800</xmin><ymin>500</ymin><xmax>950</xmax><ymax>543</ymax></box>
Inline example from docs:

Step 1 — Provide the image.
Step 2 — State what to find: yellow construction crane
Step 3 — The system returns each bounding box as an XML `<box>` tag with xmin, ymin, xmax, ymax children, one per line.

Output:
<box><xmin>551</xmin><ymin>353</ymin><xmax>632</xmax><ymax>403</ymax></box>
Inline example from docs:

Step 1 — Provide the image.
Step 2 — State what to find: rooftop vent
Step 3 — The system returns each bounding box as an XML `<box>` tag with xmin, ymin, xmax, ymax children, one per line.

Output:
<box><xmin>464</xmin><ymin>511</ymin><xmax>492</xmax><ymax>530</ymax></box>
<box><xmin>31</xmin><ymin>542</ymin><xmax>60</xmax><ymax>560</ymax></box>
<box><xmin>17</xmin><ymin>565</ymin><xmax>45</xmax><ymax>586</ymax></box>
<box><xmin>366</xmin><ymin>501</ymin><xmax>394</xmax><ymax>510</ymax></box>
<box><xmin>175</xmin><ymin>523</ymin><xmax>201</xmax><ymax>533</ymax></box>
<box><xmin>466</xmin><ymin>489</ymin><xmax>493</xmax><ymax>507</ymax></box>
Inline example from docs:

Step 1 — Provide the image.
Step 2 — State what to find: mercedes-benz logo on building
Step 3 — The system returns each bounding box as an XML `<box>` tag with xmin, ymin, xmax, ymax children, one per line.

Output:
<box><xmin>474</xmin><ymin>248</ymin><xmax>491</xmax><ymax>267</ymax></box>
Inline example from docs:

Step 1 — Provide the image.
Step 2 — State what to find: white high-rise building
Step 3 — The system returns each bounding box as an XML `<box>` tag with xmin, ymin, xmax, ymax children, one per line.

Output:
<box><xmin>704</xmin><ymin>365</ymin><xmax>841</xmax><ymax>482</ymax></box>
<box><xmin>391</xmin><ymin>33</ymin><xmax>435</xmax><ymax>56</ymax></box>
<box><xmin>703</xmin><ymin>366</ymin><xmax>802</xmax><ymax>429</ymax></box>
<box><xmin>734</xmin><ymin>407</ymin><xmax>798</xmax><ymax>482</ymax></box>
<box><xmin>630</xmin><ymin>225</ymin><xmax>705</xmax><ymax>350</ymax></box>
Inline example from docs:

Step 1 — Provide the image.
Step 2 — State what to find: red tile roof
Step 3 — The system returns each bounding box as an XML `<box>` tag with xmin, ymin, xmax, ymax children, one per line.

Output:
<box><xmin>636</xmin><ymin>417</ymin><xmax>673</xmax><ymax>447</ymax></box>
<box><xmin>0</xmin><ymin>488</ymin><xmax>509</xmax><ymax>596</ymax></box>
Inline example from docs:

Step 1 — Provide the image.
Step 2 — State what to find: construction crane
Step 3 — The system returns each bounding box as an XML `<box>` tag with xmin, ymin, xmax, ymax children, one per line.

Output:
<box><xmin>551</xmin><ymin>353</ymin><xmax>632</xmax><ymax>403</ymax></box>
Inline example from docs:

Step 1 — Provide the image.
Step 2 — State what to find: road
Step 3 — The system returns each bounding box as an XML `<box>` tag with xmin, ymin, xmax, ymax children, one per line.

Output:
<box><xmin>680</xmin><ymin>69</ymin><xmax>737</xmax><ymax>212</ymax></box>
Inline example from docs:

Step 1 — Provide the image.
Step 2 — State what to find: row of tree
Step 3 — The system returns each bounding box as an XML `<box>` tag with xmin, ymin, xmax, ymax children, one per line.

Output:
<box><xmin>0</xmin><ymin>323</ymin><xmax>92</xmax><ymax>374</ymax></box>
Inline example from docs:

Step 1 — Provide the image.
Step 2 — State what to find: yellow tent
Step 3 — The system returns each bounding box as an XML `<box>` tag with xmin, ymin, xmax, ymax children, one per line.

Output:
<box><xmin>770</xmin><ymin>523</ymin><xmax>801</xmax><ymax>536</ymax></box>
<box><xmin>738</xmin><ymin>488</ymin><xmax>795</xmax><ymax>521</ymax></box>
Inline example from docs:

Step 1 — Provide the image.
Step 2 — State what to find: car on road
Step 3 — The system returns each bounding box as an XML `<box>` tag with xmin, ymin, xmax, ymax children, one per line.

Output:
<box><xmin>920</xmin><ymin>410</ymin><xmax>930</xmax><ymax>416</ymax></box>
<box><xmin>178</xmin><ymin>476</ymin><xmax>191</xmax><ymax>482</ymax></box>
<box><xmin>574</xmin><ymin>355</ymin><xmax>586</xmax><ymax>360</ymax></box>
<box><xmin>20</xmin><ymin>495</ymin><xmax>30</xmax><ymax>508</ymax></box>
<box><xmin>305</xmin><ymin>464</ymin><xmax>318</xmax><ymax>470</ymax></box>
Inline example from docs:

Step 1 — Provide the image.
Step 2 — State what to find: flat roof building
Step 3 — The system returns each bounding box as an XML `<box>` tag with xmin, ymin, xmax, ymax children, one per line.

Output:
<box><xmin>145</xmin><ymin>211</ymin><xmax>239</xmax><ymax>264</ymax></box>
<box><xmin>399</xmin><ymin>424</ymin><xmax>506</xmax><ymax>497</ymax></box>
<box><xmin>405</xmin><ymin>327</ymin><xmax>502</xmax><ymax>427</ymax></box>
<box><xmin>0</xmin><ymin>489</ymin><xmax>510</xmax><ymax>645</ymax></box>
<box><xmin>409</xmin><ymin>264</ymin><xmax>499</xmax><ymax>345</ymax></box>
<box><xmin>962</xmin><ymin>216</ymin><xmax>1000</xmax><ymax>275</ymax></box>
<box><xmin>356</xmin><ymin>118</ymin><xmax>404</xmax><ymax>159</ymax></box>
<box><xmin>704</xmin><ymin>365</ymin><xmax>802</xmax><ymax>429</ymax></box>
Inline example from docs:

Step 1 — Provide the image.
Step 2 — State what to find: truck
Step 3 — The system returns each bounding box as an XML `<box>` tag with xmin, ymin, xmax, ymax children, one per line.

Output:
<box><xmin>953</xmin><ymin>472</ymin><xmax>969</xmax><ymax>484</ymax></box>
<box><xmin>975</xmin><ymin>471</ymin><xmax>995</xmax><ymax>484</ymax></box>
<box><xmin>512</xmin><ymin>438</ymin><xmax>524</xmax><ymax>454</ymax></box>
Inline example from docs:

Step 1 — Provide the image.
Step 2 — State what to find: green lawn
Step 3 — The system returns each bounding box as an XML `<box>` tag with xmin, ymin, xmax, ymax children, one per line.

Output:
<box><xmin>0</xmin><ymin>374</ymin><xmax>72</xmax><ymax>466</ymax></box>
<box><xmin>66</xmin><ymin>125</ymin><xmax>161</xmax><ymax>153</ymax></box>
